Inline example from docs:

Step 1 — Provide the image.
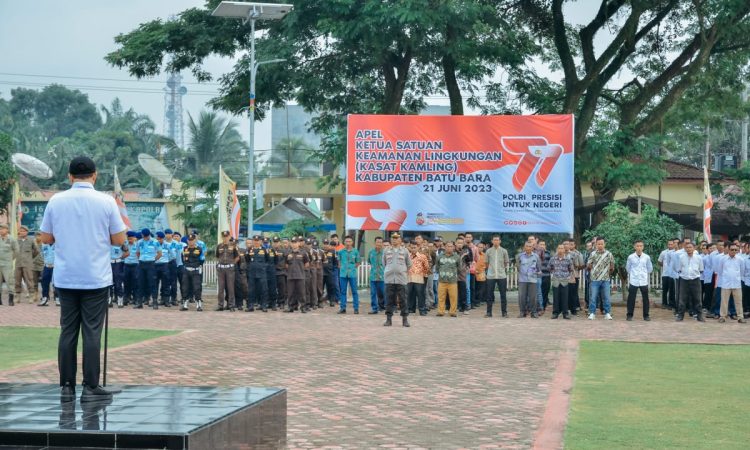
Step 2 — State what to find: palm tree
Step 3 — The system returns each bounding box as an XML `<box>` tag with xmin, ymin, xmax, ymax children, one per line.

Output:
<box><xmin>263</xmin><ymin>137</ymin><xmax>321</xmax><ymax>178</ymax></box>
<box><xmin>186</xmin><ymin>111</ymin><xmax>246</xmax><ymax>177</ymax></box>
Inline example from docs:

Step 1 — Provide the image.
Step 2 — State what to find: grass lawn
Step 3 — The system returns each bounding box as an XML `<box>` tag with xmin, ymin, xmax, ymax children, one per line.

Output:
<box><xmin>565</xmin><ymin>341</ymin><xmax>750</xmax><ymax>450</ymax></box>
<box><xmin>0</xmin><ymin>326</ymin><xmax>177</xmax><ymax>371</ymax></box>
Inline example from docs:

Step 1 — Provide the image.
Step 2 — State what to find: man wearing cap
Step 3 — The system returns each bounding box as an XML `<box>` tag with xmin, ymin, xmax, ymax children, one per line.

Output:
<box><xmin>313</xmin><ymin>240</ymin><xmax>326</xmax><ymax>308</ymax></box>
<box><xmin>121</xmin><ymin>231</ymin><xmax>139</xmax><ymax>308</ymax></box>
<box><xmin>216</xmin><ymin>231</ymin><xmax>239</xmax><ymax>312</ymax></box>
<box><xmin>0</xmin><ymin>223</ymin><xmax>17</xmax><ymax>305</ymax></box>
<box><xmin>285</xmin><ymin>237</ymin><xmax>309</xmax><ymax>312</ymax></box>
<box><xmin>40</xmin><ymin>156</ymin><xmax>127</xmax><ymax>402</ymax></box>
<box><xmin>383</xmin><ymin>232</ymin><xmax>412</xmax><ymax>326</ymax></box>
<box><xmin>246</xmin><ymin>235</ymin><xmax>270</xmax><ymax>312</ymax></box>
<box><xmin>272</xmin><ymin>237</ymin><xmax>288</xmax><ymax>310</ymax></box>
<box><xmin>14</xmin><ymin>226</ymin><xmax>39</xmax><ymax>304</ymax></box>
<box><xmin>265</xmin><ymin>237</ymin><xmax>280</xmax><ymax>311</ymax></box>
<box><xmin>180</xmin><ymin>234</ymin><xmax>204</xmax><ymax>312</ymax></box>
<box><xmin>234</xmin><ymin>238</ymin><xmax>249</xmax><ymax>311</ymax></box>
<box><xmin>322</xmin><ymin>239</ymin><xmax>340</xmax><ymax>306</ymax></box>
<box><xmin>163</xmin><ymin>229</ymin><xmax>180</xmax><ymax>307</ymax></box>
<box><xmin>135</xmin><ymin>228</ymin><xmax>161</xmax><ymax>309</ymax></box>
<box><xmin>154</xmin><ymin>231</ymin><xmax>172</xmax><ymax>308</ymax></box>
<box><xmin>109</xmin><ymin>238</ymin><xmax>129</xmax><ymax>307</ymax></box>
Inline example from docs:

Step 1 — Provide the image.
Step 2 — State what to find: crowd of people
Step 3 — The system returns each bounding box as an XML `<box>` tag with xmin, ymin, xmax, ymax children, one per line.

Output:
<box><xmin>2</xmin><ymin>223</ymin><xmax>750</xmax><ymax>327</ymax></box>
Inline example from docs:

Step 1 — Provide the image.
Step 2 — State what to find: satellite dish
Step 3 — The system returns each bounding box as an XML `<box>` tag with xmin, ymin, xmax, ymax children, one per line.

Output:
<box><xmin>12</xmin><ymin>153</ymin><xmax>53</xmax><ymax>179</ymax></box>
<box><xmin>138</xmin><ymin>154</ymin><xmax>173</xmax><ymax>184</ymax></box>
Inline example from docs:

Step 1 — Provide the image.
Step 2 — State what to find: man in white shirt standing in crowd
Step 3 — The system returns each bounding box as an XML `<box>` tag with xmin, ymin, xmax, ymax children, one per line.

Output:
<box><xmin>625</xmin><ymin>240</ymin><xmax>653</xmax><ymax>321</ymax></box>
<box><xmin>676</xmin><ymin>242</ymin><xmax>705</xmax><ymax>322</ymax></box>
<box><xmin>717</xmin><ymin>244</ymin><xmax>746</xmax><ymax>323</ymax></box>
<box><xmin>40</xmin><ymin>156</ymin><xmax>127</xmax><ymax>403</ymax></box>
<box><xmin>658</xmin><ymin>239</ymin><xmax>676</xmax><ymax>311</ymax></box>
<box><xmin>701</xmin><ymin>243</ymin><xmax>715</xmax><ymax>313</ymax></box>
<box><xmin>741</xmin><ymin>242</ymin><xmax>750</xmax><ymax>317</ymax></box>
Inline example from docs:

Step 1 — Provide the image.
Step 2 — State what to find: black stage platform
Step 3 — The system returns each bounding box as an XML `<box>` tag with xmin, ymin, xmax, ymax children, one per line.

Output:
<box><xmin>0</xmin><ymin>383</ymin><xmax>286</xmax><ymax>449</ymax></box>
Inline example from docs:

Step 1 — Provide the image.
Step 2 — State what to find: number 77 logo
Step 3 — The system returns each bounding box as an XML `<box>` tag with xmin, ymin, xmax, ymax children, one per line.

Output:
<box><xmin>500</xmin><ymin>137</ymin><xmax>565</xmax><ymax>192</ymax></box>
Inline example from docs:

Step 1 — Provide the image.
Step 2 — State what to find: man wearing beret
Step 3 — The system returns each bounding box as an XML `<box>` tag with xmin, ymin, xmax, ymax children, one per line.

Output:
<box><xmin>121</xmin><ymin>231</ymin><xmax>139</xmax><ymax>308</ymax></box>
<box><xmin>154</xmin><ymin>231</ymin><xmax>172</xmax><ymax>308</ymax></box>
<box><xmin>135</xmin><ymin>228</ymin><xmax>161</xmax><ymax>309</ymax></box>
<box><xmin>216</xmin><ymin>230</ymin><xmax>239</xmax><ymax>312</ymax></box>
<box><xmin>109</xmin><ymin>234</ymin><xmax>129</xmax><ymax>307</ymax></box>
<box><xmin>246</xmin><ymin>234</ymin><xmax>269</xmax><ymax>312</ymax></box>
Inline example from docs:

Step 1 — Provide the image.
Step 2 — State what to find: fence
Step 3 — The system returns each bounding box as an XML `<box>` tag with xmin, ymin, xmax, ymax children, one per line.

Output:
<box><xmin>201</xmin><ymin>261</ymin><xmax>666</xmax><ymax>291</ymax></box>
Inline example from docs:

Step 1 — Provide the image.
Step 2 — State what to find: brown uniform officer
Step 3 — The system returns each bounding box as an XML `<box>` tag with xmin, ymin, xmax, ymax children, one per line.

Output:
<box><xmin>15</xmin><ymin>226</ymin><xmax>39</xmax><ymax>303</ymax></box>
<box><xmin>313</xmin><ymin>240</ymin><xmax>326</xmax><ymax>307</ymax></box>
<box><xmin>215</xmin><ymin>231</ymin><xmax>239</xmax><ymax>311</ymax></box>
<box><xmin>285</xmin><ymin>238</ymin><xmax>309</xmax><ymax>312</ymax></box>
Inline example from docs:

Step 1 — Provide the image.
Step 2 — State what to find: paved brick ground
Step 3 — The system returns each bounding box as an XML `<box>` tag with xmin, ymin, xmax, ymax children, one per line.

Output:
<box><xmin>1</xmin><ymin>295</ymin><xmax>749</xmax><ymax>449</ymax></box>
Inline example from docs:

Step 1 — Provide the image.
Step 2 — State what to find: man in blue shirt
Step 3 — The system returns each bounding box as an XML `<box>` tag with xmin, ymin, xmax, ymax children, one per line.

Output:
<box><xmin>122</xmin><ymin>231</ymin><xmax>139</xmax><ymax>308</ymax></box>
<box><xmin>171</xmin><ymin>231</ymin><xmax>185</xmax><ymax>305</ymax></box>
<box><xmin>135</xmin><ymin>228</ymin><xmax>161</xmax><ymax>309</ymax></box>
<box><xmin>109</xmin><ymin>241</ymin><xmax>128</xmax><ymax>308</ymax></box>
<box><xmin>154</xmin><ymin>231</ymin><xmax>171</xmax><ymax>308</ymax></box>
<box><xmin>38</xmin><ymin>242</ymin><xmax>57</xmax><ymax>307</ymax></box>
<box><xmin>337</xmin><ymin>235</ymin><xmax>361</xmax><ymax>314</ymax></box>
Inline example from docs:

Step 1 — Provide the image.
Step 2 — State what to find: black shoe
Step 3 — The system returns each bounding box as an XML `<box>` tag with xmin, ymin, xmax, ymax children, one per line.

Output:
<box><xmin>262</xmin><ymin>308</ymin><xmax>268</xmax><ymax>312</ymax></box>
<box><xmin>730</xmin><ymin>315</ymin><xmax>738</xmax><ymax>321</ymax></box>
<box><xmin>272</xmin><ymin>307</ymin><xmax>278</xmax><ymax>311</ymax></box>
<box><xmin>419</xmin><ymin>311</ymin><xmax>427</xmax><ymax>316</ymax></box>
<box><xmin>383</xmin><ymin>317</ymin><xmax>392</xmax><ymax>326</ymax></box>
<box><xmin>705</xmin><ymin>312</ymin><xmax>716</xmax><ymax>319</ymax></box>
<box><xmin>696</xmin><ymin>315</ymin><xmax>704</xmax><ymax>322</ymax></box>
<box><xmin>152</xmin><ymin>303</ymin><xmax>158</xmax><ymax>310</ymax></box>
<box><xmin>675</xmin><ymin>316</ymin><xmax>684</xmax><ymax>322</ymax></box>
<box><xmin>133</xmin><ymin>304</ymin><xmax>143</xmax><ymax>309</ymax></box>
<box><xmin>502</xmin><ymin>311</ymin><xmax>508</xmax><ymax>318</ymax></box>
<box><xmin>368</xmin><ymin>310</ymin><xmax>378</xmax><ymax>314</ymax></box>
<box><xmin>644</xmin><ymin>316</ymin><xmax>651</xmax><ymax>321</ymax></box>
<box><xmin>531</xmin><ymin>312</ymin><xmax>538</xmax><ymax>318</ymax></box>
<box><xmin>563</xmin><ymin>314</ymin><xmax>571</xmax><ymax>320</ymax></box>
<box><xmin>551</xmin><ymin>314</ymin><xmax>559</xmax><ymax>319</ymax></box>
<box><xmin>338</xmin><ymin>309</ymin><xmax>346</xmax><ymax>314</ymax></box>
<box><xmin>81</xmin><ymin>385</ymin><xmax>119</xmax><ymax>403</ymax></box>
<box><xmin>61</xmin><ymin>385</ymin><xmax>75</xmax><ymax>403</ymax></box>
<box><xmin>626</xmin><ymin>316</ymin><xmax>633</xmax><ymax>321</ymax></box>
<box><xmin>215</xmin><ymin>306</ymin><xmax>224</xmax><ymax>312</ymax></box>
<box><xmin>354</xmin><ymin>310</ymin><xmax>359</xmax><ymax>315</ymax></box>
<box><xmin>571</xmin><ymin>311</ymin><xmax>578</xmax><ymax>316</ymax></box>
<box><xmin>402</xmin><ymin>317</ymin><xmax>410</xmax><ymax>327</ymax></box>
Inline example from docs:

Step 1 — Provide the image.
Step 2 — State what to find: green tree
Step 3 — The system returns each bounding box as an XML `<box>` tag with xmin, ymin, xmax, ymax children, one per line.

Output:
<box><xmin>279</xmin><ymin>217</ymin><xmax>325</xmax><ymax>240</ymax></box>
<box><xmin>584</xmin><ymin>203</ymin><xmax>680</xmax><ymax>300</ymax></box>
<box><xmin>170</xmin><ymin>176</ymin><xmax>220</xmax><ymax>245</ymax></box>
<box><xmin>0</xmin><ymin>132</ymin><xmax>17</xmax><ymax>214</ymax></box>
<box><xmin>184</xmin><ymin>110</ymin><xmax>247</xmax><ymax>179</ymax></box>
<box><xmin>508</xmin><ymin>0</ymin><xmax>750</xmax><ymax>224</ymax></box>
<box><xmin>261</xmin><ymin>137</ymin><xmax>320</xmax><ymax>178</ymax></box>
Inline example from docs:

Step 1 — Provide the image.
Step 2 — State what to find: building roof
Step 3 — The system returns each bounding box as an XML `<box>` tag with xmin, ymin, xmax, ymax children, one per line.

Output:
<box><xmin>254</xmin><ymin>197</ymin><xmax>335</xmax><ymax>232</ymax></box>
<box><xmin>663</xmin><ymin>160</ymin><xmax>727</xmax><ymax>181</ymax></box>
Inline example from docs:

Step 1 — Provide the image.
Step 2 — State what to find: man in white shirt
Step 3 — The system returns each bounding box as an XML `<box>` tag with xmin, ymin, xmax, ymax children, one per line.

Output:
<box><xmin>657</xmin><ymin>240</ymin><xmax>676</xmax><ymax>310</ymax></box>
<box><xmin>676</xmin><ymin>242</ymin><xmax>704</xmax><ymax>322</ymax></box>
<box><xmin>625</xmin><ymin>240</ymin><xmax>653</xmax><ymax>321</ymax></box>
<box><xmin>40</xmin><ymin>157</ymin><xmax>127</xmax><ymax>403</ymax></box>
<box><xmin>717</xmin><ymin>244</ymin><xmax>746</xmax><ymax>323</ymax></box>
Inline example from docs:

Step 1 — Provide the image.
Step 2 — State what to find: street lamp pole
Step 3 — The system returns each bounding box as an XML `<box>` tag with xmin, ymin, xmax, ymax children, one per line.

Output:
<box><xmin>211</xmin><ymin>1</ymin><xmax>293</xmax><ymax>236</ymax></box>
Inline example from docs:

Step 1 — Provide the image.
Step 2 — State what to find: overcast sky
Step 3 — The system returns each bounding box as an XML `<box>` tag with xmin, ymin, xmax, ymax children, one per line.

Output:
<box><xmin>0</xmin><ymin>1</ymin><xmax>600</xmax><ymax>154</ymax></box>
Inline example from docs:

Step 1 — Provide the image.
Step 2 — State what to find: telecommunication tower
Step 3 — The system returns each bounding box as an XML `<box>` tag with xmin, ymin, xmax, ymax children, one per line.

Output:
<box><xmin>163</xmin><ymin>73</ymin><xmax>187</xmax><ymax>150</ymax></box>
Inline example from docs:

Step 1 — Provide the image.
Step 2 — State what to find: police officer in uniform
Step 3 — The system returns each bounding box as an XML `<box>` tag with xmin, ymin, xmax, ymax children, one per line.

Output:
<box><xmin>234</xmin><ymin>238</ymin><xmax>249</xmax><ymax>310</ymax></box>
<box><xmin>122</xmin><ymin>231</ymin><xmax>139</xmax><ymax>308</ymax></box>
<box><xmin>164</xmin><ymin>229</ymin><xmax>180</xmax><ymax>306</ymax></box>
<box><xmin>322</xmin><ymin>239</ymin><xmax>340</xmax><ymax>307</ymax></box>
<box><xmin>216</xmin><ymin>231</ymin><xmax>239</xmax><ymax>311</ymax></box>
<box><xmin>154</xmin><ymin>231</ymin><xmax>171</xmax><ymax>307</ymax></box>
<box><xmin>273</xmin><ymin>237</ymin><xmax>287</xmax><ymax>310</ymax></box>
<box><xmin>265</xmin><ymin>237</ymin><xmax>279</xmax><ymax>311</ymax></box>
<box><xmin>180</xmin><ymin>234</ymin><xmax>204</xmax><ymax>311</ymax></box>
<box><xmin>303</xmin><ymin>237</ymin><xmax>316</xmax><ymax>310</ymax></box>
<box><xmin>284</xmin><ymin>237</ymin><xmax>309</xmax><ymax>312</ymax></box>
<box><xmin>110</xmin><ymin>240</ymin><xmax>128</xmax><ymax>307</ymax></box>
<box><xmin>15</xmin><ymin>225</ymin><xmax>39</xmax><ymax>304</ymax></box>
<box><xmin>135</xmin><ymin>228</ymin><xmax>161</xmax><ymax>309</ymax></box>
<box><xmin>171</xmin><ymin>231</ymin><xmax>185</xmax><ymax>305</ymax></box>
<box><xmin>246</xmin><ymin>235</ymin><xmax>269</xmax><ymax>312</ymax></box>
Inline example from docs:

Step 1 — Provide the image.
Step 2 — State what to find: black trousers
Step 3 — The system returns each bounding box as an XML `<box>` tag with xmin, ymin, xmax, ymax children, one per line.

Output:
<box><xmin>568</xmin><ymin>279</ymin><xmax>581</xmax><ymax>312</ymax></box>
<box><xmin>167</xmin><ymin>261</ymin><xmax>178</xmax><ymax>301</ymax></box>
<box><xmin>276</xmin><ymin>274</ymin><xmax>287</xmax><ymax>306</ymax></box>
<box><xmin>662</xmin><ymin>276</ymin><xmax>675</xmax><ymax>308</ymax></box>
<box><xmin>485</xmin><ymin>278</ymin><xmax>508</xmax><ymax>315</ymax></box>
<box><xmin>154</xmin><ymin>263</ymin><xmax>170</xmax><ymax>300</ymax></box>
<box><xmin>287</xmin><ymin>279</ymin><xmax>305</xmax><ymax>310</ymax></box>
<box><xmin>541</xmin><ymin>276</ymin><xmax>551</xmax><ymax>309</ymax></box>
<box><xmin>181</xmin><ymin>268</ymin><xmax>202</xmax><ymax>301</ymax></box>
<box><xmin>475</xmin><ymin>280</ymin><xmax>485</xmax><ymax>310</ymax></box>
<box><xmin>742</xmin><ymin>282</ymin><xmax>750</xmax><ymax>314</ymax></box>
<box><xmin>469</xmin><ymin>274</ymin><xmax>477</xmax><ymax>306</ymax></box>
<box><xmin>323</xmin><ymin>272</ymin><xmax>339</xmax><ymax>303</ymax></box>
<box><xmin>702</xmin><ymin>281</ymin><xmax>714</xmax><ymax>311</ymax></box>
<box><xmin>58</xmin><ymin>287</ymin><xmax>108</xmax><ymax>388</ymax></box>
<box><xmin>267</xmin><ymin>268</ymin><xmax>278</xmax><ymax>308</ymax></box>
<box><xmin>137</xmin><ymin>261</ymin><xmax>156</xmax><ymax>305</ymax></box>
<box><xmin>249</xmin><ymin>275</ymin><xmax>268</xmax><ymax>309</ymax></box>
<box><xmin>627</xmin><ymin>284</ymin><xmax>650</xmax><ymax>319</ymax></box>
<box><xmin>110</xmin><ymin>262</ymin><xmax>124</xmax><ymax>299</ymax></box>
<box><xmin>407</xmin><ymin>282</ymin><xmax>426</xmax><ymax>313</ymax></box>
<box><xmin>552</xmin><ymin>283</ymin><xmax>569</xmax><ymax>316</ymax></box>
<box><xmin>678</xmin><ymin>278</ymin><xmax>702</xmax><ymax>318</ymax></box>
<box><xmin>385</xmin><ymin>283</ymin><xmax>407</xmax><ymax>317</ymax></box>
<box><xmin>123</xmin><ymin>264</ymin><xmax>138</xmax><ymax>304</ymax></box>
<box><xmin>457</xmin><ymin>280</ymin><xmax>467</xmax><ymax>312</ymax></box>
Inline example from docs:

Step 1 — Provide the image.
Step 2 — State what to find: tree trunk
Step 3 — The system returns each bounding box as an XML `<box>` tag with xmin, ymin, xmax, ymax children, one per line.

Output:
<box><xmin>618</xmin><ymin>267</ymin><xmax>628</xmax><ymax>302</ymax></box>
<box><xmin>442</xmin><ymin>24</ymin><xmax>463</xmax><ymax>115</ymax></box>
<box><xmin>592</xmin><ymin>188</ymin><xmax>616</xmax><ymax>226</ymax></box>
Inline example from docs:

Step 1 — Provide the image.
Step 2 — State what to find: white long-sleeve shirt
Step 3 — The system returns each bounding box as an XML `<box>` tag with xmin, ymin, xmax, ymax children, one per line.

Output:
<box><xmin>626</xmin><ymin>252</ymin><xmax>652</xmax><ymax>287</ymax></box>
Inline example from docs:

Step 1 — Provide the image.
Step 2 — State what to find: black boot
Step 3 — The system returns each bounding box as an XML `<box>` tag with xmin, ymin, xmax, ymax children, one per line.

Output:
<box><xmin>402</xmin><ymin>316</ymin><xmax>410</xmax><ymax>327</ymax></box>
<box><xmin>0</xmin><ymin>292</ymin><xmax>3</xmax><ymax>305</ymax></box>
<box><xmin>383</xmin><ymin>316</ymin><xmax>392</xmax><ymax>326</ymax></box>
<box><xmin>8</xmin><ymin>294</ymin><xmax>14</xmax><ymax>306</ymax></box>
